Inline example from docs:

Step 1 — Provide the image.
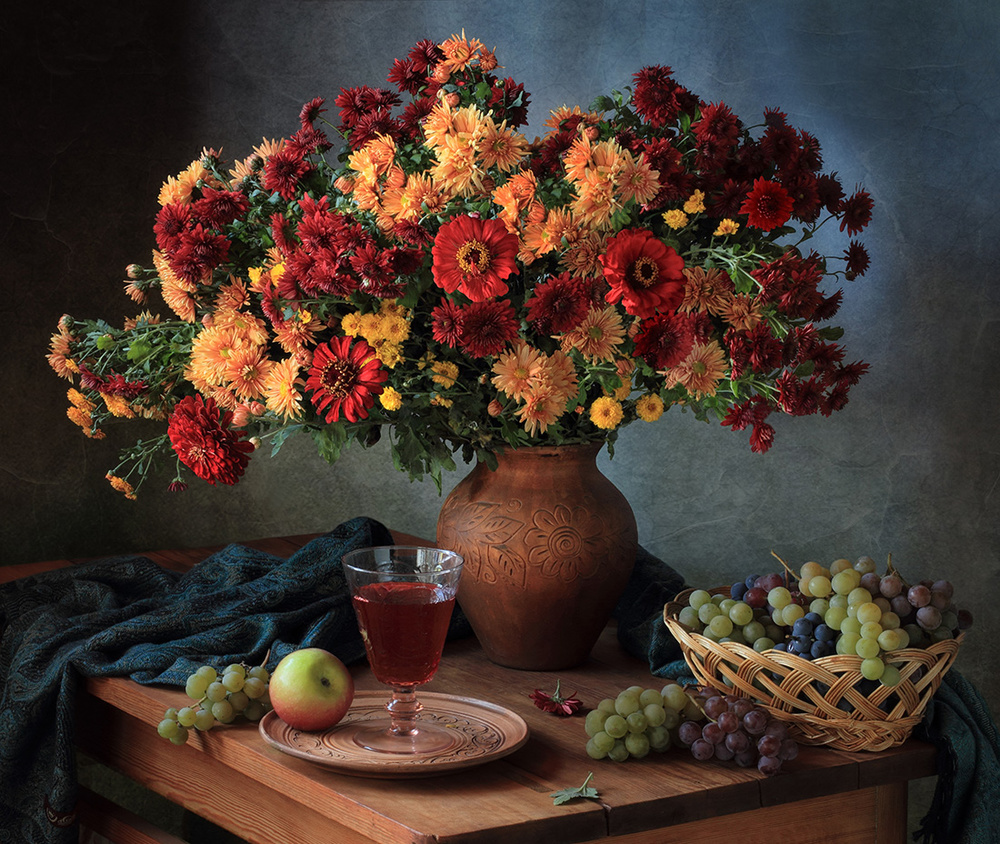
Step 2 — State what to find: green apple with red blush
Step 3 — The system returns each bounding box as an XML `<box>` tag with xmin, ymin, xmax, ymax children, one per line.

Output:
<box><xmin>268</xmin><ymin>647</ymin><xmax>355</xmax><ymax>731</ymax></box>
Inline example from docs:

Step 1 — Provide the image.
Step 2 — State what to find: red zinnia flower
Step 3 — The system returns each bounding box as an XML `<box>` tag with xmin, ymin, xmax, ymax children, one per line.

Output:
<box><xmin>525</xmin><ymin>273</ymin><xmax>590</xmax><ymax>334</ymax></box>
<box><xmin>600</xmin><ymin>228</ymin><xmax>685</xmax><ymax>318</ymax></box>
<box><xmin>305</xmin><ymin>337</ymin><xmax>386</xmax><ymax>423</ymax></box>
<box><xmin>739</xmin><ymin>178</ymin><xmax>795</xmax><ymax>231</ymax></box>
<box><xmin>457</xmin><ymin>300</ymin><xmax>519</xmax><ymax>358</ymax></box>
<box><xmin>431</xmin><ymin>215</ymin><xmax>519</xmax><ymax>302</ymax></box>
<box><xmin>167</xmin><ymin>394</ymin><xmax>255</xmax><ymax>486</ymax></box>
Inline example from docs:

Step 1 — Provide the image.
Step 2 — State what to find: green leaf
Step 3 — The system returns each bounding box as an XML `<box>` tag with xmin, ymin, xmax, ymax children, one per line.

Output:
<box><xmin>551</xmin><ymin>772</ymin><xmax>599</xmax><ymax>806</ymax></box>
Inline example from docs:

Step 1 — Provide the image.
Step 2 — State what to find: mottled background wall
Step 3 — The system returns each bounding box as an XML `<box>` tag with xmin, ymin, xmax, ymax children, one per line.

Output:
<box><xmin>3</xmin><ymin>0</ymin><xmax>998</xmax><ymax>828</ymax></box>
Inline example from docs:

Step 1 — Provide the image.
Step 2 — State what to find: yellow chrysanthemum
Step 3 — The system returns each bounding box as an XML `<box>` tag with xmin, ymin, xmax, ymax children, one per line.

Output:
<box><xmin>101</xmin><ymin>392</ymin><xmax>136</xmax><ymax>419</ymax></box>
<box><xmin>683</xmin><ymin>190</ymin><xmax>706</xmax><ymax>214</ymax></box>
<box><xmin>636</xmin><ymin>393</ymin><xmax>665</xmax><ymax>422</ymax></box>
<box><xmin>589</xmin><ymin>396</ymin><xmax>624</xmax><ymax>430</ymax></box>
<box><xmin>379</xmin><ymin>386</ymin><xmax>403</xmax><ymax>411</ymax></box>
<box><xmin>663</xmin><ymin>209</ymin><xmax>689</xmax><ymax>230</ymax></box>
<box><xmin>68</xmin><ymin>388</ymin><xmax>95</xmax><ymax>412</ymax></box>
<box><xmin>375</xmin><ymin>340</ymin><xmax>403</xmax><ymax>369</ymax></box>
<box><xmin>431</xmin><ymin>360</ymin><xmax>460</xmax><ymax>388</ymax></box>
<box><xmin>714</xmin><ymin>218</ymin><xmax>740</xmax><ymax>236</ymax></box>
<box><xmin>106</xmin><ymin>473</ymin><xmax>137</xmax><ymax>501</ymax></box>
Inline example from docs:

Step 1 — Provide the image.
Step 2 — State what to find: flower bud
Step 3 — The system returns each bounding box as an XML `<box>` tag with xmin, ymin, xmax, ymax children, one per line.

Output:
<box><xmin>444</xmin><ymin>92</ymin><xmax>461</xmax><ymax>108</ymax></box>
<box><xmin>126</xmin><ymin>264</ymin><xmax>143</xmax><ymax>279</ymax></box>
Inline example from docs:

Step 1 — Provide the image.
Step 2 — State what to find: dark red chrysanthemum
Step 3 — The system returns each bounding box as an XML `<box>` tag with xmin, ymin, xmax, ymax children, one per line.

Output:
<box><xmin>299</xmin><ymin>96</ymin><xmax>326</xmax><ymax>127</ymax></box>
<box><xmin>760</xmin><ymin>123</ymin><xmax>800</xmax><ymax>170</ymax></box>
<box><xmin>839</xmin><ymin>188</ymin><xmax>874</xmax><ymax>236</ymax></box>
<box><xmin>388</xmin><ymin>57</ymin><xmax>426</xmax><ymax>95</ymax></box>
<box><xmin>844</xmin><ymin>241</ymin><xmax>870</xmax><ymax>280</ymax></box>
<box><xmin>400</xmin><ymin>96</ymin><xmax>437</xmax><ymax>140</ymax></box>
<box><xmin>191</xmin><ymin>187</ymin><xmax>249</xmax><ymax>229</ymax></box>
<box><xmin>600</xmin><ymin>228</ymin><xmax>685</xmax><ymax>318</ymax></box>
<box><xmin>286</xmin><ymin>125</ymin><xmax>332</xmax><ymax>157</ymax></box>
<box><xmin>430</xmin><ymin>298</ymin><xmax>464</xmax><ymax>347</ymax></box>
<box><xmin>633</xmin><ymin>313</ymin><xmax>697</xmax><ymax>370</ymax></box>
<box><xmin>525</xmin><ymin>273</ymin><xmax>590</xmax><ymax>334</ymax></box>
<box><xmin>154</xmin><ymin>203</ymin><xmax>191</xmax><ymax>253</ymax></box>
<box><xmin>457</xmin><ymin>300</ymin><xmax>519</xmax><ymax>358</ymax></box>
<box><xmin>407</xmin><ymin>39</ymin><xmax>445</xmax><ymax>73</ymax></box>
<box><xmin>167</xmin><ymin>394</ymin><xmax>255</xmax><ymax>486</ymax></box>
<box><xmin>102</xmin><ymin>373</ymin><xmax>149</xmax><ymax>400</ymax></box>
<box><xmin>486</xmin><ymin>77</ymin><xmax>530</xmax><ymax>128</ymax></box>
<box><xmin>739</xmin><ymin>178</ymin><xmax>795</xmax><ymax>231</ymax></box>
<box><xmin>529</xmin><ymin>682</ymin><xmax>582</xmax><ymax>717</ymax></box>
<box><xmin>349</xmin><ymin>109</ymin><xmax>403</xmax><ymax>150</ymax></box>
<box><xmin>261</xmin><ymin>148</ymin><xmax>312</xmax><ymax>200</ymax></box>
<box><xmin>631</xmin><ymin>65</ymin><xmax>697</xmax><ymax>127</ymax></box>
<box><xmin>349</xmin><ymin>243</ymin><xmax>409</xmax><ymax>299</ymax></box>
<box><xmin>816</xmin><ymin>173</ymin><xmax>846</xmax><ymax>215</ymax></box>
<box><xmin>169</xmin><ymin>224</ymin><xmax>231</xmax><ymax>284</ymax></box>
<box><xmin>305</xmin><ymin>337</ymin><xmax>386</xmax><ymax>423</ymax></box>
<box><xmin>721</xmin><ymin>395</ymin><xmax>775</xmax><ymax>454</ymax></box>
<box><xmin>270</xmin><ymin>212</ymin><xmax>296</xmax><ymax>256</ymax></box>
<box><xmin>781</xmin><ymin>173</ymin><xmax>821</xmax><ymax>223</ymax></box>
<box><xmin>431</xmin><ymin>215</ymin><xmax>519</xmax><ymax>302</ymax></box>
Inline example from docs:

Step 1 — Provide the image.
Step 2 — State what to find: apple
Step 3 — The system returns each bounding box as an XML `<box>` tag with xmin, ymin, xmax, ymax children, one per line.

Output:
<box><xmin>268</xmin><ymin>647</ymin><xmax>355</xmax><ymax>731</ymax></box>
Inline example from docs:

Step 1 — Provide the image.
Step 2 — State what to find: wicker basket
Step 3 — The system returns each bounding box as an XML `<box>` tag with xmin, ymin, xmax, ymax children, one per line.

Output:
<box><xmin>663</xmin><ymin>586</ymin><xmax>964</xmax><ymax>751</ymax></box>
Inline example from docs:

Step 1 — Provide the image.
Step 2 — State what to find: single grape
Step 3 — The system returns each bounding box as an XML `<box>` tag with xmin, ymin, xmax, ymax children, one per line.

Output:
<box><xmin>708</xmin><ymin>615</ymin><xmax>734</xmax><ymax>638</ymax></box>
<box><xmin>193</xmin><ymin>708</ymin><xmax>216</xmax><ymax>731</ymax></box>
<box><xmin>917</xmin><ymin>606</ymin><xmax>942</xmax><ymax>631</ymax></box>
<box><xmin>211</xmin><ymin>699</ymin><xmax>235</xmax><ymax>724</ymax></box>
<box><xmin>856</xmin><ymin>602</ymin><xmax>882</xmax><ymax>625</ymax></box>
<box><xmin>702</xmin><ymin>722</ymin><xmax>725</xmax><ymax>745</ymax></box>
<box><xmin>678</xmin><ymin>606</ymin><xmax>701</xmax><ymax>629</ymax></box>
<box><xmin>908</xmin><ymin>584</ymin><xmax>931</xmax><ymax>608</ymax></box>
<box><xmin>880</xmin><ymin>664</ymin><xmax>902</xmax><ymax>687</ymax></box>
<box><xmin>678</xmin><ymin>720</ymin><xmax>702</xmax><ymax>746</ymax></box>
<box><xmin>176</xmin><ymin>707</ymin><xmax>198</xmax><ymax>728</ymax></box>
<box><xmin>157</xmin><ymin>718</ymin><xmax>181</xmax><ymax>739</ymax></box>
<box><xmin>725</xmin><ymin>729</ymin><xmax>750</xmax><ymax>753</ymax></box>
<box><xmin>194</xmin><ymin>665</ymin><xmax>218</xmax><ymax>683</ymax></box>
<box><xmin>643</xmin><ymin>703</ymin><xmax>667</xmax><ymax>727</ymax></box>
<box><xmin>615</xmin><ymin>691</ymin><xmax>641</xmax><ymax>717</ymax></box>
<box><xmin>647</xmin><ymin>725</ymin><xmax>672</xmax><ymax>752</ymax></box>
<box><xmin>829</xmin><ymin>558</ymin><xmax>853</xmax><ymax>575</ymax></box>
<box><xmin>661</xmin><ymin>684</ymin><xmax>688</xmax><ymax>712</ymax></box>
<box><xmin>860</xmin><ymin>572</ymin><xmax>881</xmax><ymax>595</ymax></box>
<box><xmin>604</xmin><ymin>714</ymin><xmax>628</xmax><ymax>738</ymax></box>
<box><xmin>757</xmin><ymin>734</ymin><xmax>781</xmax><ymax>757</ymax></box>
<box><xmin>808</xmin><ymin>575</ymin><xmax>832</xmax><ymax>598</ymax></box>
<box><xmin>717</xmin><ymin>711</ymin><xmax>739</xmax><ymax>733</ymax></box>
<box><xmin>729</xmin><ymin>602</ymin><xmax>754</xmax><ymax>626</ymax></box>
<box><xmin>855</xmin><ymin>637</ymin><xmax>881</xmax><ymax>659</ymax></box>
<box><xmin>879</xmin><ymin>574</ymin><xmax>903</xmax><ymax>599</ymax></box>
<box><xmin>742</xmin><ymin>709</ymin><xmax>767</xmax><ymax>736</ymax></box>
<box><xmin>753</xmin><ymin>637</ymin><xmax>776</xmax><ymax>653</ymax></box>
<box><xmin>222</xmin><ymin>671</ymin><xmax>245</xmax><ymax>693</ymax></box>
<box><xmin>744</xmin><ymin>586</ymin><xmax>768</xmax><ymax>609</ymax></box>
<box><xmin>703</xmin><ymin>695</ymin><xmax>728</xmax><ymax>719</ymax></box>
<box><xmin>185</xmin><ymin>674</ymin><xmax>210</xmax><ymax>700</ymax></box>
<box><xmin>688</xmin><ymin>589</ymin><xmax>713</xmax><ymax>610</ymax></box>
<box><xmin>247</xmin><ymin>665</ymin><xmax>269</xmax><ymax>682</ymax></box>
<box><xmin>242</xmin><ymin>700</ymin><xmax>266</xmax><ymax>722</ymax></box>
<box><xmin>714</xmin><ymin>741</ymin><xmax>736</xmax><ymax>762</ymax></box>
<box><xmin>860</xmin><ymin>621</ymin><xmax>883</xmax><ymax>640</ymax></box>
<box><xmin>224</xmin><ymin>663</ymin><xmax>246</xmax><ymax>678</ymax></box>
<box><xmin>626</xmin><ymin>712</ymin><xmax>648</xmax><ymax>733</ymax></box>
<box><xmin>854</xmin><ymin>556</ymin><xmax>876</xmax><ymax>574</ymax></box>
<box><xmin>169</xmin><ymin>728</ymin><xmax>189</xmax><ymax>746</ymax></box>
<box><xmin>597</xmin><ymin>697</ymin><xmax>618</xmax><ymax>715</ymax></box>
<box><xmin>861</xmin><ymin>658</ymin><xmax>885</xmax><ymax>680</ymax></box>
<box><xmin>781</xmin><ymin>603</ymin><xmax>805</xmax><ymax>625</ymax></box>
<box><xmin>758</xmin><ymin>755</ymin><xmax>783</xmax><ymax>776</ymax></box>
<box><xmin>831</xmin><ymin>570</ymin><xmax>860</xmax><ymax>596</ymax></box>
<box><xmin>243</xmin><ymin>676</ymin><xmax>267</xmax><ymax>699</ymax></box>
<box><xmin>638</xmin><ymin>688</ymin><xmax>663</xmax><ymax>707</ymax></box>
<box><xmin>205</xmin><ymin>681</ymin><xmax>228</xmax><ymax>702</ymax></box>
<box><xmin>625</xmin><ymin>731</ymin><xmax>650</xmax><ymax>758</ymax></box>
<box><xmin>742</xmin><ymin>620</ymin><xmax>766</xmax><ymax>644</ymax></box>
<box><xmin>585</xmin><ymin>709</ymin><xmax>609</xmax><ymax>736</ymax></box>
<box><xmin>586</xmin><ymin>737</ymin><xmax>609</xmax><ymax>760</ymax></box>
<box><xmin>607</xmin><ymin>740</ymin><xmax>630</xmax><ymax>762</ymax></box>
<box><xmin>690</xmin><ymin>738</ymin><xmax>715</xmax><ymax>760</ymax></box>
<box><xmin>227</xmin><ymin>691</ymin><xmax>250</xmax><ymax>713</ymax></box>
<box><xmin>767</xmin><ymin>587</ymin><xmax>791</xmax><ymax>610</ymax></box>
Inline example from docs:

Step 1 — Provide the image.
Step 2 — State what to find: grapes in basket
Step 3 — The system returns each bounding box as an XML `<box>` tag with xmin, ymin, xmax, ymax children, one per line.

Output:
<box><xmin>583</xmin><ymin>682</ymin><xmax>798</xmax><ymax>776</ymax></box>
<box><xmin>674</xmin><ymin>554</ymin><xmax>973</xmax><ymax>687</ymax></box>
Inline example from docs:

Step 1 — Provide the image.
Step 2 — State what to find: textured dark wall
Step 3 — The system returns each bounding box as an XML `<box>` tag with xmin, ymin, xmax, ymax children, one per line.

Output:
<box><xmin>3</xmin><ymin>0</ymin><xmax>998</xmax><ymax>800</ymax></box>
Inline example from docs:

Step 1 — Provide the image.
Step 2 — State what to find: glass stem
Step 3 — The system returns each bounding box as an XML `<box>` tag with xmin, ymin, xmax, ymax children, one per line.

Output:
<box><xmin>386</xmin><ymin>686</ymin><xmax>422</xmax><ymax>736</ymax></box>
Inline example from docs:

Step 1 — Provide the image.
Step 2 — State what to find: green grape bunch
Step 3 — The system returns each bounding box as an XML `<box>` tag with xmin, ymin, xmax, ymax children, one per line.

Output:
<box><xmin>157</xmin><ymin>660</ymin><xmax>272</xmax><ymax>745</ymax></box>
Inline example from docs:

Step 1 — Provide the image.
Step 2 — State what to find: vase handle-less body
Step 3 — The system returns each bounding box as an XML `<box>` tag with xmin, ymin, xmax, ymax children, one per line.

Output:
<box><xmin>436</xmin><ymin>443</ymin><xmax>638</xmax><ymax>670</ymax></box>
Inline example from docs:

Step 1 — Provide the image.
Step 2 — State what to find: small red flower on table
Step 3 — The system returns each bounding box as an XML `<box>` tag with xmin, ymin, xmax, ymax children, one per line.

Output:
<box><xmin>529</xmin><ymin>680</ymin><xmax>583</xmax><ymax>716</ymax></box>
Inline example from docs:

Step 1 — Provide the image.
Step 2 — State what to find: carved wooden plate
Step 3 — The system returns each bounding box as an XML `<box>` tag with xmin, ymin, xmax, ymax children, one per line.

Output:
<box><xmin>259</xmin><ymin>691</ymin><xmax>529</xmax><ymax>778</ymax></box>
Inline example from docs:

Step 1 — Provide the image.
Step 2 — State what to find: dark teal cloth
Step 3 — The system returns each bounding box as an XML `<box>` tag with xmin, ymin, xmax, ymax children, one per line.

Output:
<box><xmin>0</xmin><ymin>516</ymin><xmax>415</xmax><ymax>844</ymax></box>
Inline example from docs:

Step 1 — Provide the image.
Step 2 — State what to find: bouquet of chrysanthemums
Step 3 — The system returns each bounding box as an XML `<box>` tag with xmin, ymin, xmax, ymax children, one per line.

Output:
<box><xmin>48</xmin><ymin>32</ymin><xmax>872</xmax><ymax>498</ymax></box>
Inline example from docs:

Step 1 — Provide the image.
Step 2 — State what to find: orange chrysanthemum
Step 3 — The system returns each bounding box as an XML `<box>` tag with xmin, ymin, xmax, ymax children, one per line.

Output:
<box><xmin>224</xmin><ymin>344</ymin><xmax>273</xmax><ymax>401</ymax></box>
<box><xmin>665</xmin><ymin>341</ymin><xmax>728</xmax><ymax>398</ymax></box>
<box><xmin>680</xmin><ymin>266</ymin><xmax>734</xmax><ymax>316</ymax></box>
<box><xmin>492</xmin><ymin>342</ymin><xmax>543</xmax><ymax>401</ymax></box>
<box><xmin>560</xmin><ymin>306</ymin><xmax>625</xmax><ymax>363</ymax></box>
<box><xmin>263</xmin><ymin>357</ymin><xmax>304</xmax><ymax>421</ymax></box>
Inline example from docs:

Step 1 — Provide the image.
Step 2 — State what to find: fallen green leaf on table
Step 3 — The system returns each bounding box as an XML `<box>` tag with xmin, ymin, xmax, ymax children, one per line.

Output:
<box><xmin>551</xmin><ymin>771</ymin><xmax>599</xmax><ymax>805</ymax></box>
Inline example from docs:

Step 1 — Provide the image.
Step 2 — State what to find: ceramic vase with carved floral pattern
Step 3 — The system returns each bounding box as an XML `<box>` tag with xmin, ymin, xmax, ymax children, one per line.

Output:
<box><xmin>436</xmin><ymin>443</ymin><xmax>638</xmax><ymax>670</ymax></box>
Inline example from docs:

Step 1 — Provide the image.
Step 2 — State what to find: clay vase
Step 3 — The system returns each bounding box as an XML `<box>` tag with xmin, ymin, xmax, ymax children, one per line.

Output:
<box><xmin>436</xmin><ymin>443</ymin><xmax>638</xmax><ymax>670</ymax></box>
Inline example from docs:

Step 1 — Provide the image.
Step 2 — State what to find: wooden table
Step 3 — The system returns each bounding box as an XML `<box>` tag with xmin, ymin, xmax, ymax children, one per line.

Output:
<box><xmin>4</xmin><ymin>534</ymin><xmax>937</xmax><ymax>844</ymax></box>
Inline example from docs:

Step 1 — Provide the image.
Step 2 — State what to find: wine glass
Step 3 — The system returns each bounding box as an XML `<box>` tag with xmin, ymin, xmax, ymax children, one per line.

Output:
<box><xmin>341</xmin><ymin>545</ymin><xmax>464</xmax><ymax>754</ymax></box>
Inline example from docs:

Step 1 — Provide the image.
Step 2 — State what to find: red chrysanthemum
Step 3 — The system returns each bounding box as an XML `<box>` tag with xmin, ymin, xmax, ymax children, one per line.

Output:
<box><xmin>839</xmin><ymin>188</ymin><xmax>874</xmax><ymax>236</ymax></box>
<box><xmin>305</xmin><ymin>337</ymin><xmax>387</xmax><ymax>423</ymax></box>
<box><xmin>167</xmin><ymin>394</ymin><xmax>255</xmax><ymax>486</ymax></box>
<box><xmin>169</xmin><ymin>224</ymin><xmax>231</xmax><ymax>284</ymax></box>
<box><xmin>599</xmin><ymin>228</ymin><xmax>685</xmax><ymax>318</ymax></box>
<box><xmin>631</xmin><ymin>65</ymin><xmax>697</xmax><ymax>128</ymax></box>
<box><xmin>844</xmin><ymin>241</ymin><xmax>870</xmax><ymax>280</ymax></box>
<box><xmin>525</xmin><ymin>273</ymin><xmax>590</xmax><ymax>334</ymax></box>
<box><xmin>154</xmin><ymin>203</ymin><xmax>191</xmax><ymax>253</ymax></box>
<box><xmin>191</xmin><ymin>187</ymin><xmax>249</xmax><ymax>229</ymax></box>
<box><xmin>261</xmin><ymin>147</ymin><xmax>312</xmax><ymax>200</ymax></box>
<box><xmin>431</xmin><ymin>298</ymin><xmax>464</xmax><ymax>347</ymax></box>
<box><xmin>457</xmin><ymin>300</ymin><xmax>519</xmax><ymax>358</ymax></box>
<box><xmin>431</xmin><ymin>215</ymin><xmax>519</xmax><ymax>302</ymax></box>
<box><xmin>633</xmin><ymin>313</ymin><xmax>697</xmax><ymax>370</ymax></box>
<box><xmin>298</xmin><ymin>96</ymin><xmax>326</xmax><ymax>127</ymax></box>
<box><xmin>388</xmin><ymin>57</ymin><xmax>426</xmax><ymax>95</ymax></box>
<box><xmin>739</xmin><ymin>178</ymin><xmax>795</xmax><ymax>231</ymax></box>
